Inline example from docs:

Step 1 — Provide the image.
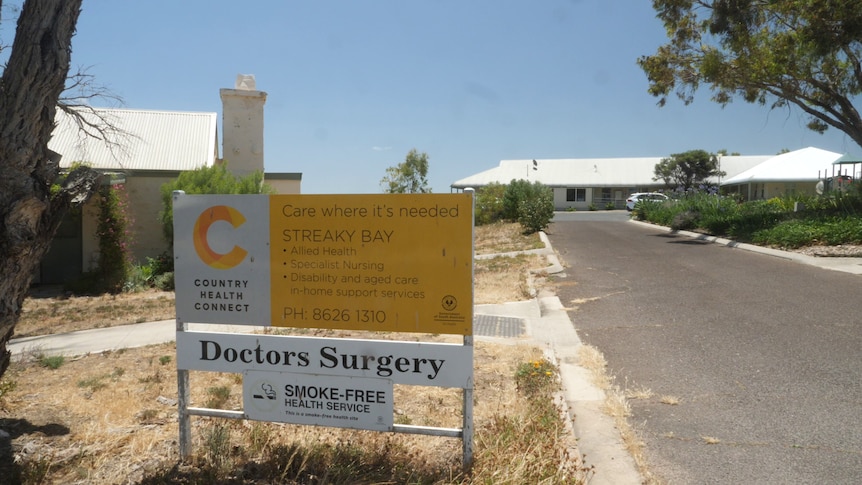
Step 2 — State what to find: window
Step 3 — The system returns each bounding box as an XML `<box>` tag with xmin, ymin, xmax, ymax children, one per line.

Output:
<box><xmin>566</xmin><ymin>188</ymin><xmax>586</xmax><ymax>202</ymax></box>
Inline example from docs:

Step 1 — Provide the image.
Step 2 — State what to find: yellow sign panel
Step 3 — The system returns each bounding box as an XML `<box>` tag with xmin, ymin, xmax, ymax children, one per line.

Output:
<box><xmin>269</xmin><ymin>193</ymin><xmax>473</xmax><ymax>335</ymax></box>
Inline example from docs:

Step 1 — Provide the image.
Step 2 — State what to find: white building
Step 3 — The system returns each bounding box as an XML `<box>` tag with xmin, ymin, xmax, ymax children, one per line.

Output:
<box><xmin>451</xmin><ymin>147</ymin><xmax>858</xmax><ymax>210</ymax></box>
<box><xmin>451</xmin><ymin>154</ymin><xmax>770</xmax><ymax>210</ymax></box>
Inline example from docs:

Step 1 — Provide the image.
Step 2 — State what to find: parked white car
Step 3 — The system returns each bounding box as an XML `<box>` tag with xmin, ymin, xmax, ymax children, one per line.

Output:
<box><xmin>626</xmin><ymin>192</ymin><xmax>668</xmax><ymax>211</ymax></box>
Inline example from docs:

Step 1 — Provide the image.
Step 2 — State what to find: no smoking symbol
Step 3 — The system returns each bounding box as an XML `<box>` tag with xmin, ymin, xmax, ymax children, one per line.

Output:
<box><xmin>441</xmin><ymin>295</ymin><xmax>458</xmax><ymax>311</ymax></box>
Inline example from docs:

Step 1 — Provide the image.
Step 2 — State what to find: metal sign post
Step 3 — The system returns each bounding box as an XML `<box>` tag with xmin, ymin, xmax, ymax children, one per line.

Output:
<box><xmin>173</xmin><ymin>191</ymin><xmax>475</xmax><ymax>467</ymax></box>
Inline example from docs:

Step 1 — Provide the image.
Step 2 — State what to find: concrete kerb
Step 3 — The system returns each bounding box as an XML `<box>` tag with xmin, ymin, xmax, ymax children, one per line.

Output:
<box><xmin>628</xmin><ymin>219</ymin><xmax>862</xmax><ymax>275</ymax></box>
<box><xmin>474</xmin><ymin>232</ymin><xmax>642</xmax><ymax>485</ymax></box>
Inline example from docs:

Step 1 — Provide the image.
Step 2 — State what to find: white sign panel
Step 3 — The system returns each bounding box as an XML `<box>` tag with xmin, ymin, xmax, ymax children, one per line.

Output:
<box><xmin>173</xmin><ymin>194</ymin><xmax>272</xmax><ymax>325</ymax></box>
<box><xmin>244</xmin><ymin>371</ymin><xmax>393</xmax><ymax>431</ymax></box>
<box><xmin>177</xmin><ymin>331</ymin><xmax>472</xmax><ymax>388</ymax></box>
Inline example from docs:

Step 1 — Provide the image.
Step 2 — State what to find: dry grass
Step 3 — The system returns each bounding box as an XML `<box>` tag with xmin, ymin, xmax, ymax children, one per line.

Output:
<box><xmin>17</xmin><ymin>290</ymin><xmax>175</xmax><ymax>338</ymax></box>
<box><xmin>578</xmin><ymin>344</ymin><xmax>660</xmax><ymax>485</ymax></box>
<box><xmin>474</xmin><ymin>254</ymin><xmax>545</xmax><ymax>304</ymax></box>
<box><xmin>1</xmin><ymin>342</ymin><xmax>591</xmax><ymax>484</ymax></box>
<box><xmin>474</xmin><ymin>221</ymin><xmax>544</xmax><ymax>255</ymax></box>
<box><xmin>2</xmin><ymin>223</ymin><xmax>595</xmax><ymax>483</ymax></box>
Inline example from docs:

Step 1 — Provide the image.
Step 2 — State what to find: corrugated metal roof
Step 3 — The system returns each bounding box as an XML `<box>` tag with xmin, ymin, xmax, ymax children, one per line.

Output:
<box><xmin>49</xmin><ymin>107</ymin><xmax>218</xmax><ymax>171</ymax></box>
<box><xmin>452</xmin><ymin>155</ymin><xmax>770</xmax><ymax>189</ymax></box>
<box><xmin>722</xmin><ymin>147</ymin><xmax>842</xmax><ymax>184</ymax></box>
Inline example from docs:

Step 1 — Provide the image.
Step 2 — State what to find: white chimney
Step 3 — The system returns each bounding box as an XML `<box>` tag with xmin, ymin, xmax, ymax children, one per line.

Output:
<box><xmin>220</xmin><ymin>74</ymin><xmax>267</xmax><ymax>176</ymax></box>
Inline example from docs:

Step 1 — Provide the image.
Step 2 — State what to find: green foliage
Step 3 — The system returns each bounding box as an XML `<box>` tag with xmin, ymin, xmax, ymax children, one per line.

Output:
<box><xmin>639</xmin><ymin>1</ymin><xmax>862</xmax><ymax>148</ymax></box>
<box><xmin>206</xmin><ymin>385</ymin><xmax>232</xmax><ymax>409</ymax></box>
<box><xmin>153</xmin><ymin>272</ymin><xmax>174</xmax><ymax>291</ymax></box>
<box><xmin>636</xmin><ymin>189</ymin><xmax>862</xmax><ymax>249</ymax></box>
<box><xmin>500</xmin><ymin>179</ymin><xmax>554</xmax><ymax>233</ymax></box>
<box><xmin>124</xmin><ymin>253</ymin><xmax>175</xmax><ymax>292</ymax></box>
<box><xmin>474</xmin><ymin>182</ymin><xmax>507</xmax><ymax>225</ymax></box>
<box><xmin>66</xmin><ymin>183</ymin><xmax>134</xmax><ymax>295</ymax></box>
<box><xmin>752</xmin><ymin>216</ymin><xmax>862</xmax><ymax>248</ymax></box>
<box><xmin>380</xmin><ymin>148</ymin><xmax>431</xmax><ymax>194</ymax></box>
<box><xmin>95</xmin><ymin>184</ymin><xmax>133</xmax><ymax>293</ymax></box>
<box><xmin>160</xmin><ymin>164</ymin><xmax>271</xmax><ymax>243</ymax></box>
<box><xmin>653</xmin><ymin>150</ymin><xmax>724</xmax><ymax>190</ymax></box>
<box><xmin>515</xmin><ymin>359</ymin><xmax>558</xmax><ymax>397</ymax></box>
<box><xmin>203</xmin><ymin>423</ymin><xmax>232</xmax><ymax>475</ymax></box>
<box><xmin>502</xmin><ymin>179</ymin><xmax>543</xmax><ymax>221</ymax></box>
<box><xmin>0</xmin><ymin>378</ymin><xmax>16</xmax><ymax>397</ymax></box>
<box><xmin>517</xmin><ymin>186</ymin><xmax>555</xmax><ymax>235</ymax></box>
<box><xmin>37</xmin><ymin>354</ymin><xmax>65</xmax><ymax>370</ymax></box>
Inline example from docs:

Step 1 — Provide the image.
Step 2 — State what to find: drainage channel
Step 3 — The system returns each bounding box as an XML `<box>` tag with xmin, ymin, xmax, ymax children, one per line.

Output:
<box><xmin>473</xmin><ymin>314</ymin><xmax>526</xmax><ymax>338</ymax></box>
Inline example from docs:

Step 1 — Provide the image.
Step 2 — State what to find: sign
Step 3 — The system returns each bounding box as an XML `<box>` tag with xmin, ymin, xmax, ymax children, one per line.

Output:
<box><xmin>244</xmin><ymin>371</ymin><xmax>393</xmax><ymax>431</ymax></box>
<box><xmin>176</xmin><ymin>331</ymin><xmax>473</xmax><ymax>388</ymax></box>
<box><xmin>174</xmin><ymin>193</ymin><xmax>473</xmax><ymax>334</ymax></box>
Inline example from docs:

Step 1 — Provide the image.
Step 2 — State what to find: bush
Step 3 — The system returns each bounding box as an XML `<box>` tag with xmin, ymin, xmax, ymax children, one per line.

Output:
<box><xmin>517</xmin><ymin>187</ymin><xmax>554</xmax><ymax>234</ymax></box>
<box><xmin>95</xmin><ymin>184</ymin><xmax>133</xmax><ymax>293</ymax></box>
<box><xmin>634</xmin><ymin>188</ymin><xmax>862</xmax><ymax>249</ymax></box>
<box><xmin>160</xmin><ymin>164</ymin><xmax>272</xmax><ymax>244</ymax></box>
<box><xmin>502</xmin><ymin>179</ymin><xmax>538</xmax><ymax>221</ymax></box>
<box><xmin>671</xmin><ymin>210</ymin><xmax>699</xmax><ymax>231</ymax></box>
<box><xmin>154</xmin><ymin>272</ymin><xmax>175</xmax><ymax>291</ymax></box>
<box><xmin>474</xmin><ymin>182</ymin><xmax>507</xmax><ymax>225</ymax></box>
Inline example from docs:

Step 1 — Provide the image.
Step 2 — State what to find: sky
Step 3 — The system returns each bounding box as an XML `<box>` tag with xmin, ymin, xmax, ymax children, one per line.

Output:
<box><xmin>7</xmin><ymin>1</ymin><xmax>862</xmax><ymax>193</ymax></box>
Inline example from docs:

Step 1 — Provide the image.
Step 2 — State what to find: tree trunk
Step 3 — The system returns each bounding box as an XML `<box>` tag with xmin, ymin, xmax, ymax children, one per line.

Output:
<box><xmin>0</xmin><ymin>0</ymin><xmax>89</xmax><ymax>380</ymax></box>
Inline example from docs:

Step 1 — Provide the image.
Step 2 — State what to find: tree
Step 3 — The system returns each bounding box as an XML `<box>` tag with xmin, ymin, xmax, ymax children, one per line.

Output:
<box><xmin>638</xmin><ymin>1</ymin><xmax>862</xmax><ymax>149</ymax></box>
<box><xmin>653</xmin><ymin>149</ymin><xmax>725</xmax><ymax>190</ymax></box>
<box><xmin>0</xmin><ymin>0</ymin><xmax>97</xmax><ymax>381</ymax></box>
<box><xmin>380</xmin><ymin>149</ymin><xmax>431</xmax><ymax>193</ymax></box>
<box><xmin>159</xmin><ymin>164</ymin><xmax>271</xmax><ymax>245</ymax></box>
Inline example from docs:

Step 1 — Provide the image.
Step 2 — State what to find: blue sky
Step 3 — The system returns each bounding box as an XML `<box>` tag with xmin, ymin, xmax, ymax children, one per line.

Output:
<box><xmin>16</xmin><ymin>1</ymin><xmax>862</xmax><ymax>193</ymax></box>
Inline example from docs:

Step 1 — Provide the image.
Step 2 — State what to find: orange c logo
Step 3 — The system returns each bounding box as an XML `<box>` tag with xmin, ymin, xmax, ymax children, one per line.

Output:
<box><xmin>193</xmin><ymin>205</ymin><xmax>249</xmax><ymax>269</ymax></box>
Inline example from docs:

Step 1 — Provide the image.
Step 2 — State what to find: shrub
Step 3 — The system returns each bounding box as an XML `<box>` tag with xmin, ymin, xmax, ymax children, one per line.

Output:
<box><xmin>474</xmin><ymin>182</ymin><xmax>507</xmax><ymax>225</ymax></box>
<box><xmin>501</xmin><ymin>179</ymin><xmax>537</xmax><ymax>221</ymax></box>
<box><xmin>95</xmin><ymin>184</ymin><xmax>134</xmax><ymax>293</ymax></box>
<box><xmin>515</xmin><ymin>359</ymin><xmax>558</xmax><ymax>397</ymax></box>
<box><xmin>517</xmin><ymin>185</ymin><xmax>554</xmax><ymax>234</ymax></box>
<box><xmin>154</xmin><ymin>272</ymin><xmax>175</xmax><ymax>291</ymax></box>
<box><xmin>671</xmin><ymin>210</ymin><xmax>699</xmax><ymax>231</ymax></box>
<box><xmin>37</xmin><ymin>355</ymin><xmax>65</xmax><ymax>370</ymax></box>
<box><xmin>634</xmin><ymin>188</ymin><xmax>862</xmax><ymax>249</ymax></box>
<box><xmin>160</xmin><ymin>164</ymin><xmax>271</xmax><ymax>244</ymax></box>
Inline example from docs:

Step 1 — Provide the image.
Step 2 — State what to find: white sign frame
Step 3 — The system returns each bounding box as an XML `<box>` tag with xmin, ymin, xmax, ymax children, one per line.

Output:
<box><xmin>173</xmin><ymin>190</ymin><xmax>476</xmax><ymax>468</ymax></box>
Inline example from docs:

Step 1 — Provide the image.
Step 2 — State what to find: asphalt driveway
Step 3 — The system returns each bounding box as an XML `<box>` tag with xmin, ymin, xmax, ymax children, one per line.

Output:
<box><xmin>547</xmin><ymin>213</ymin><xmax>862</xmax><ymax>484</ymax></box>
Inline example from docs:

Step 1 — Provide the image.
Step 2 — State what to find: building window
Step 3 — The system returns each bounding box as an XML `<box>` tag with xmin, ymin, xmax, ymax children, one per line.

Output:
<box><xmin>566</xmin><ymin>188</ymin><xmax>586</xmax><ymax>202</ymax></box>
